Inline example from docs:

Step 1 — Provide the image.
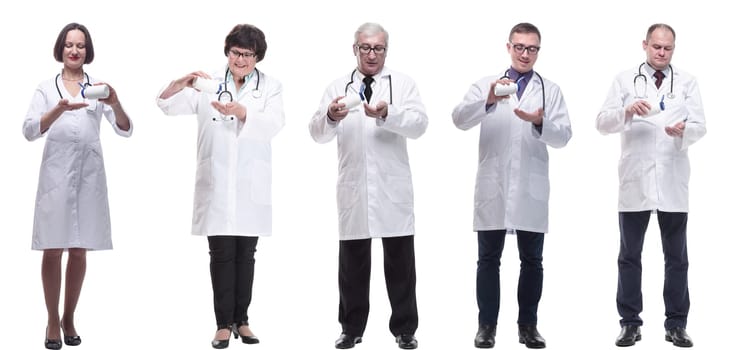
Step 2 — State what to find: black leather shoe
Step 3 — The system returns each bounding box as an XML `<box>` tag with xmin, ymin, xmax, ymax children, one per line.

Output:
<box><xmin>212</xmin><ymin>326</ymin><xmax>233</xmax><ymax>349</ymax></box>
<box><xmin>45</xmin><ymin>338</ymin><xmax>62</xmax><ymax>350</ymax></box>
<box><xmin>475</xmin><ymin>324</ymin><xmax>496</xmax><ymax>348</ymax></box>
<box><xmin>335</xmin><ymin>333</ymin><xmax>362</xmax><ymax>349</ymax></box>
<box><xmin>64</xmin><ymin>335</ymin><xmax>81</xmax><ymax>346</ymax></box>
<box><xmin>615</xmin><ymin>325</ymin><xmax>641</xmax><ymax>347</ymax></box>
<box><xmin>518</xmin><ymin>325</ymin><xmax>546</xmax><ymax>349</ymax></box>
<box><xmin>61</xmin><ymin>323</ymin><xmax>81</xmax><ymax>346</ymax></box>
<box><xmin>396</xmin><ymin>334</ymin><xmax>418</xmax><ymax>349</ymax></box>
<box><xmin>232</xmin><ymin>324</ymin><xmax>260</xmax><ymax>344</ymax></box>
<box><xmin>665</xmin><ymin>328</ymin><xmax>693</xmax><ymax>347</ymax></box>
<box><xmin>45</xmin><ymin>327</ymin><xmax>62</xmax><ymax>350</ymax></box>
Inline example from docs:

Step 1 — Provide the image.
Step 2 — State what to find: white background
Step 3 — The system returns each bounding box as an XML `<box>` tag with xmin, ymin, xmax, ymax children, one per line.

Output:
<box><xmin>1</xmin><ymin>1</ymin><xmax>725</xmax><ymax>349</ymax></box>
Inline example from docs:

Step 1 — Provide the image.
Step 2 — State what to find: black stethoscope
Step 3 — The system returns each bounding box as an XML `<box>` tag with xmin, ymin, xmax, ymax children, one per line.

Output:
<box><xmin>499</xmin><ymin>69</ymin><xmax>545</xmax><ymax>111</ymax></box>
<box><xmin>344</xmin><ymin>69</ymin><xmax>392</xmax><ymax>104</ymax></box>
<box><xmin>212</xmin><ymin>68</ymin><xmax>262</xmax><ymax>121</ymax></box>
<box><xmin>55</xmin><ymin>71</ymin><xmax>91</xmax><ymax>99</ymax></box>
<box><xmin>218</xmin><ymin>67</ymin><xmax>261</xmax><ymax>102</ymax></box>
<box><xmin>634</xmin><ymin>62</ymin><xmax>674</xmax><ymax>99</ymax></box>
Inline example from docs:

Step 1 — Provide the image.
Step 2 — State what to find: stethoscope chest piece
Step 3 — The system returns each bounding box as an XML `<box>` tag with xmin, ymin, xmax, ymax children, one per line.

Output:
<box><xmin>252</xmin><ymin>89</ymin><xmax>262</xmax><ymax>98</ymax></box>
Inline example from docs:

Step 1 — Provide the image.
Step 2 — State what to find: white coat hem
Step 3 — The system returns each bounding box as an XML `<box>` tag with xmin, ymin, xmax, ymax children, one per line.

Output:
<box><xmin>192</xmin><ymin>232</ymin><xmax>271</xmax><ymax>237</ymax></box>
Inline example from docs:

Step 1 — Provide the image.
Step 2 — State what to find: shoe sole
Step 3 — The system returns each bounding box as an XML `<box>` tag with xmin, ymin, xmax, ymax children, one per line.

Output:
<box><xmin>519</xmin><ymin>338</ymin><xmax>546</xmax><ymax>349</ymax></box>
<box><xmin>335</xmin><ymin>337</ymin><xmax>362</xmax><ymax>349</ymax></box>
<box><xmin>665</xmin><ymin>335</ymin><xmax>693</xmax><ymax>348</ymax></box>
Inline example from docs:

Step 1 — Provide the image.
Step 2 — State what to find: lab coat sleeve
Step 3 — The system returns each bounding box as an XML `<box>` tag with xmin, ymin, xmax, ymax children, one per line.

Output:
<box><xmin>156</xmin><ymin>85</ymin><xmax>200</xmax><ymax>116</ymax></box>
<box><xmin>674</xmin><ymin>77</ymin><xmax>706</xmax><ymax>151</ymax></box>
<box><xmin>102</xmin><ymin>103</ymin><xmax>133</xmax><ymax>137</ymax></box>
<box><xmin>22</xmin><ymin>84</ymin><xmax>49</xmax><ymax>141</ymax></box>
<box><xmin>534</xmin><ymin>84</ymin><xmax>571</xmax><ymax>148</ymax></box>
<box><xmin>309</xmin><ymin>84</ymin><xmax>339</xmax><ymax>144</ymax></box>
<box><xmin>238</xmin><ymin>78</ymin><xmax>285</xmax><ymax>141</ymax></box>
<box><xmin>375</xmin><ymin>79</ymin><xmax>428</xmax><ymax>139</ymax></box>
<box><xmin>596</xmin><ymin>77</ymin><xmax>633</xmax><ymax>134</ymax></box>
<box><xmin>452</xmin><ymin>80</ymin><xmax>490</xmax><ymax>131</ymax></box>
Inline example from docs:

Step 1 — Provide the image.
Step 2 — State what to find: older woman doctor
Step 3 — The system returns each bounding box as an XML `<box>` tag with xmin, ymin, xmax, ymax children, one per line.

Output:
<box><xmin>156</xmin><ymin>24</ymin><xmax>284</xmax><ymax>349</ymax></box>
<box><xmin>22</xmin><ymin>22</ymin><xmax>132</xmax><ymax>349</ymax></box>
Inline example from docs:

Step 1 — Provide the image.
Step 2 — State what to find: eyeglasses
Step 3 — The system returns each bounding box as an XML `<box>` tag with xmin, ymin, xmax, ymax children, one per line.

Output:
<box><xmin>510</xmin><ymin>43</ymin><xmax>540</xmax><ymax>54</ymax></box>
<box><xmin>229</xmin><ymin>49</ymin><xmax>256</xmax><ymax>59</ymax></box>
<box><xmin>356</xmin><ymin>45</ymin><xmax>387</xmax><ymax>55</ymax></box>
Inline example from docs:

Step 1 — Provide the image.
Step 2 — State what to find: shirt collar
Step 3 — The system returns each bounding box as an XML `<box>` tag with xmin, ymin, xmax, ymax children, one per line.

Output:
<box><xmin>508</xmin><ymin>67</ymin><xmax>533</xmax><ymax>82</ymax></box>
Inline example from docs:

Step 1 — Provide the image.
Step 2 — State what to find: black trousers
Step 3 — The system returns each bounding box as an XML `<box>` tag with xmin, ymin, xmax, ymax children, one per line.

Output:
<box><xmin>477</xmin><ymin>230</ymin><xmax>544</xmax><ymax>326</ymax></box>
<box><xmin>208</xmin><ymin>236</ymin><xmax>258</xmax><ymax>329</ymax></box>
<box><xmin>617</xmin><ymin>211</ymin><xmax>690</xmax><ymax>330</ymax></box>
<box><xmin>338</xmin><ymin>236</ymin><xmax>418</xmax><ymax>337</ymax></box>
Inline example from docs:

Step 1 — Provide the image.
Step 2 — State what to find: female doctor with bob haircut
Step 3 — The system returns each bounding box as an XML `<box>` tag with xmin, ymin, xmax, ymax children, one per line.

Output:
<box><xmin>22</xmin><ymin>22</ymin><xmax>132</xmax><ymax>349</ymax></box>
<box><xmin>156</xmin><ymin>23</ymin><xmax>284</xmax><ymax>349</ymax></box>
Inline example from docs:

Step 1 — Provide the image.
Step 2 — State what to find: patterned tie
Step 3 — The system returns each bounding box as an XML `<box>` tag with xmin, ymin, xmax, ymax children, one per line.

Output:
<box><xmin>654</xmin><ymin>71</ymin><xmax>665</xmax><ymax>89</ymax></box>
<box><xmin>516</xmin><ymin>74</ymin><xmax>528</xmax><ymax>99</ymax></box>
<box><xmin>363</xmin><ymin>75</ymin><xmax>374</xmax><ymax>103</ymax></box>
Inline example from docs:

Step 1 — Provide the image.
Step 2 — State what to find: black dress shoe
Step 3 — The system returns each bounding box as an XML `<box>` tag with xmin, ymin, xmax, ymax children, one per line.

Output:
<box><xmin>518</xmin><ymin>325</ymin><xmax>546</xmax><ymax>349</ymax></box>
<box><xmin>615</xmin><ymin>325</ymin><xmax>641</xmax><ymax>347</ymax></box>
<box><xmin>665</xmin><ymin>328</ymin><xmax>693</xmax><ymax>347</ymax></box>
<box><xmin>61</xmin><ymin>323</ymin><xmax>81</xmax><ymax>346</ymax></box>
<box><xmin>335</xmin><ymin>333</ymin><xmax>362</xmax><ymax>349</ymax></box>
<box><xmin>45</xmin><ymin>327</ymin><xmax>62</xmax><ymax>350</ymax></box>
<box><xmin>475</xmin><ymin>324</ymin><xmax>496</xmax><ymax>348</ymax></box>
<box><xmin>212</xmin><ymin>325</ymin><xmax>233</xmax><ymax>349</ymax></box>
<box><xmin>232</xmin><ymin>325</ymin><xmax>260</xmax><ymax>344</ymax></box>
<box><xmin>45</xmin><ymin>338</ymin><xmax>62</xmax><ymax>350</ymax></box>
<box><xmin>64</xmin><ymin>335</ymin><xmax>81</xmax><ymax>346</ymax></box>
<box><xmin>396</xmin><ymin>334</ymin><xmax>418</xmax><ymax>349</ymax></box>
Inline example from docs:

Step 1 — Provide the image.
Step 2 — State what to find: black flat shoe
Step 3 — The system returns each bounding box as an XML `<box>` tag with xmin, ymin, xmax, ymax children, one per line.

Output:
<box><xmin>396</xmin><ymin>334</ymin><xmax>418</xmax><ymax>349</ymax></box>
<box><xmin>45</xmin><ymin>338</ymin><xmax>63</xmax><ymax>350</ymax></box>
<box><xmin>334</xmin><ymin>333</ymin><xmax>362</xmax><ymax>349</ymax></box>
<box><xmin>45</xmin><ymin>326</ymin><xmax>62</xmax><ymax>350</ymax></box>
<box><xmin>616</xmin><ymin>325</ymin><xmax>641</xmax><ymax>347</ymax></box>
<box><xmin>475</xmin><ymin>324</ymin><xmax>496</xmax><ymax>348</ymax></box>
<box><xmin>63</xmin><ymin>335</ymin><xmax>81</xmax><ymax>346</ymax></box>
<box><xmin>61</xmin><ymin>322</ymin><xmax>81</xmax><ymax>346</ymax></box>
<box><xmin>665</xmin><ymin>328</ymin><xmax>693</xmax><ymax>348</ymax></box>
<box><xmin>518</xmin><ymin>325</ymin><xmax>546</xmax><ymax>349</ymax></box>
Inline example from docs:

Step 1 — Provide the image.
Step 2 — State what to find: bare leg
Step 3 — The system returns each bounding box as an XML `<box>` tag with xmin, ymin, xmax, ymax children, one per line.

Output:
<box><xmin>61</xmin><ymin>248</ymin><xmax>86</xmax><ymax>337</ymax></box>
<box><xmin>42</xmin><ymin>249</ymin><xmax>64</xmax><ymax>340</ymax></box>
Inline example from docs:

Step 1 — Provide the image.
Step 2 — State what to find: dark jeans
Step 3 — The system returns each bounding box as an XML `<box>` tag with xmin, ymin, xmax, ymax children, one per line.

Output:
<box><xmin>338</xmin><ymin>236</ymin><xmax>418</xmax><ymax>337</ymax></box>
<box><xmin>477</xmin><ymin>230</ymin><xmax>544</xmax><ymax>326</ymax></box>
<box><xmin>208</xmin><ymin>236</ymin><xmax>258</xmax><ymax>329</ymax></box>
<box><xmin>617</xmin><ymin>211</ymin><xmax>689</xmax><ymax>330</ymax></box>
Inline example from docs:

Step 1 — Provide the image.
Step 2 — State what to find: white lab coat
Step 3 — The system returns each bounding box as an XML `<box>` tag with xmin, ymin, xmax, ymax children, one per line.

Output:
<box><xmin>309</xmin><ymin>67</ymin><xmax>428</xmax><ymax>240</ymax></box>
<box><xmin>23</xmin><ymin>75</ymin><xmax>133</xmax><ymax>250</ymax></box>
<box><xmin>596</xmin><ymin>64</ymin><xmax>706</xmax><ymax>212</ymax></box>
<box><xmin>157</xmin><ymin>68</ymin><xmax>284</xmax><ymax>236</ymax></box>
<box><xmin>452</xmin><ymin>73</ymin><xmax>572</xmax><ymax>234</ymax></box>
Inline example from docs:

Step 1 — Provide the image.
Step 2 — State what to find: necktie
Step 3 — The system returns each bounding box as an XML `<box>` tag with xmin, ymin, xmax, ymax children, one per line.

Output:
<box><xmin>654</xmin><ymin>71</ymin><xmax>665</xmax><ymax>89</ymax></box>
<box><xmin>516</xmin><ymin>75</ymin><xmax>527</xmax><ymax>99</ymax></box>
<box><xmin>363</xmin><ymin>75</ymin><xmax>374</xmax><ymax>103</ymax></box>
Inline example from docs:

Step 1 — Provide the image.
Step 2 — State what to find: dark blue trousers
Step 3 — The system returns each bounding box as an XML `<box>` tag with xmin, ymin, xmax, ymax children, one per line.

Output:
<box><xmin>617</xmin><ymin>211</ymin><xmax>690</xmax><ymax>330</ymax></box>
<box><xmin>477</xmin><ymin>230</ymin><xmax>544</xmax><ymax>326</ymax></box>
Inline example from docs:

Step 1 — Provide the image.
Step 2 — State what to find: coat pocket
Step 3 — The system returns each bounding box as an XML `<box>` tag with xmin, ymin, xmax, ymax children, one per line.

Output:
<box><xmin>250</xmin><ymin>160</ymin><xmax>272</xmax><ymax>206</ymax></box>
<box><xmin>337</xmin><ymin>181</ymin><xmax>358</xmax><ymax>210</ymax></box>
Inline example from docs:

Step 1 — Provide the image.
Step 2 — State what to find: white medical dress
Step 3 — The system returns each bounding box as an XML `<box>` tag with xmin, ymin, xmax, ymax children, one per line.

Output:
<box><xmin>22</xmin><ymin>76</ymin><xmax>133</xmax><ymax>250</ymax></box>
